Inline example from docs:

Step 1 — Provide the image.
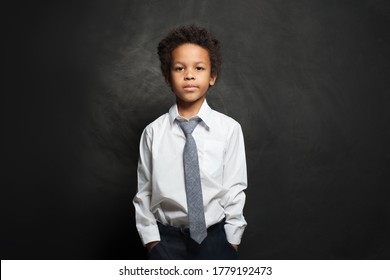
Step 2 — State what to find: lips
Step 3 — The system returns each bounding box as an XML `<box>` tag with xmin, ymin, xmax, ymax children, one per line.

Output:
<box><xmin>183</xmin><ymin>84</ymin><xmax>199</xmax><ymax>91</ymax></box>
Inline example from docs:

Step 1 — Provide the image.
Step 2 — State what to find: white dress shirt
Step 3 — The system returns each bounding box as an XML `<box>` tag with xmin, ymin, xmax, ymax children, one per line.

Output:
<box><xmin>133</xmin><ymin>99</ymin><xmax>247</xmax><ymax>246</ymax></box>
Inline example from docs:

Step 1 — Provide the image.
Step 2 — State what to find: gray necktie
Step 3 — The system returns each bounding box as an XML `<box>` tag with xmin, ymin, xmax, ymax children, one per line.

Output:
<box><xmin>179</xmin><ymin>119</ymin><xmax>207</xmax><ymax>244</ymax></box>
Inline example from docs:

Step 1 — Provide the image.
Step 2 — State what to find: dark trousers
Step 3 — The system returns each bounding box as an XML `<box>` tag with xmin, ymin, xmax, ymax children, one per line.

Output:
<box><xmin>148</xmin><ymin>219</ymin><xmax>238</xmax><ymax>260</ymax></box>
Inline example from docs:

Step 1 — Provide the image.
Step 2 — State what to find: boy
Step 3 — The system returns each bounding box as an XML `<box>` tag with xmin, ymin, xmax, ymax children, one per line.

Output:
<box><xmin>133</xmin><ymin>24</ymin><xmax>247</xmax><ymax>259</ymax></box>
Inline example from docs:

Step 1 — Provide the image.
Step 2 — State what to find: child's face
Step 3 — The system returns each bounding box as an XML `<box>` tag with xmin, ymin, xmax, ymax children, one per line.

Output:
<box><xmin>168</xmin><ymin>43</ymin><xmax>217</xmax><ymax>106</ymax></box>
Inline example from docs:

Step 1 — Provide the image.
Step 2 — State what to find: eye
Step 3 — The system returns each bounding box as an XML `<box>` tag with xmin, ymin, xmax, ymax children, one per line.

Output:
<box><xmin>196</xmin><ymin>66</ymin><xmax>205</xmax><ymax>71</ymax></box>
<box><xmin>174</xmin><ymin>67</ymin><xmax>184</xmax><ymax>71</ymax></box>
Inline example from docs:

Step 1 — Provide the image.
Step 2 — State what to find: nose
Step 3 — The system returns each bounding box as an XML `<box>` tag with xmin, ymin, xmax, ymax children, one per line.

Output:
<box><xmin>184</xmin><ymin>71</ymin><xmax>195</xmax><ymax>80</ymax></box>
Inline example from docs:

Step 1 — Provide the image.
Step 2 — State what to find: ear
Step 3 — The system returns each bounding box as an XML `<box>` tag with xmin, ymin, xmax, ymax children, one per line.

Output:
<box><xmin>209</xmin><ymin>74</ymin><xmax>217</xmax><ymax>86</ymax></box>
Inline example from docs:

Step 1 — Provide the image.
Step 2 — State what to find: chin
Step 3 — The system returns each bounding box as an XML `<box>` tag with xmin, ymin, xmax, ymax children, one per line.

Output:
<box><xmin>186</xmin><ymin>96</ymin><xmax>205</xmax><ymax>103</ymax></box>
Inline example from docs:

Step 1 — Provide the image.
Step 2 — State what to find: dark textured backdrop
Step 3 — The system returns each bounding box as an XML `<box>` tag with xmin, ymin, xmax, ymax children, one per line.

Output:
<box><xmin>3</xmin><ymin>0</ymin><xmax>390</xmax><ymax>259</ymax></box>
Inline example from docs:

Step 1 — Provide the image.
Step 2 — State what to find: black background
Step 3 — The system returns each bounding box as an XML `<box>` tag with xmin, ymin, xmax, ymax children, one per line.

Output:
<box><xmin>3</xmin><ymin>0</ymin><xmax>390</xmax><ymax>259</ymax></box>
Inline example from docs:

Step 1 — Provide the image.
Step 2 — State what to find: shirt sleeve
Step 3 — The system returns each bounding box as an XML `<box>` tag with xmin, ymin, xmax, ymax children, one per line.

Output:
<box><xmin>133</xmin><ymin>127</ymin><xmax>160</xmax><ymax>246</ymax></box>
<box><xmin>222</xmin><ymin>122</ymin><xmax>248</xmax><ymax>245</ymax></box>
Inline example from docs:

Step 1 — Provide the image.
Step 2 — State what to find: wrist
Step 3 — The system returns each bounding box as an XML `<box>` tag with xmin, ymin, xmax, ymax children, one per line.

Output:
<box><xmin>146</xmin><ymin>241</ymin><xmax>159</xmax><ymax>251</ymax></box>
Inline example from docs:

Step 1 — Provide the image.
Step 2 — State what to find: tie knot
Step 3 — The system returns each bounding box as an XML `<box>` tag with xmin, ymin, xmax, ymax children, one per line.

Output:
<box><xmin>179</xmin><ymin>119</ymin><xmax>199</xmax><ymax>135</ymax></box>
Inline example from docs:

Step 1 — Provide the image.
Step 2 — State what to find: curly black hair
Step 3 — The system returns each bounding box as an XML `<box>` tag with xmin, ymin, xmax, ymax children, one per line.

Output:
<box><xmin>157</xmin><ymin>24</ymin><xmax>221</xmax><ymax>82</ymax></box>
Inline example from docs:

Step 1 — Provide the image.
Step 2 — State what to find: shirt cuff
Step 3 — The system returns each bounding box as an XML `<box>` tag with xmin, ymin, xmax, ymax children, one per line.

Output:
<box><xmin>224</xmin><ymin>222</ymin><xmax>246</xmax><ymax>245</ymax></box>
<box><xmin>138</xmin><ymin>224</ymin><xmax>161</xmax><ymax>246</ymax></box>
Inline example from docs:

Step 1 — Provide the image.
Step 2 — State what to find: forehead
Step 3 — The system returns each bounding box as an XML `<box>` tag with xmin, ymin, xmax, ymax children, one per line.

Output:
<box><xmin>171</xmin><ymin>43</ymin><xmax>210</xmax><ymax>63</ymax></box>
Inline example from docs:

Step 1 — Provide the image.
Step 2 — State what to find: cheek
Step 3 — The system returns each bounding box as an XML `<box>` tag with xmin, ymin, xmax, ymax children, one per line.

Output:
<box><xmin>169</xmin><ymin>74</ymin><xmax>180</xmax><ymax>85</ymax></box>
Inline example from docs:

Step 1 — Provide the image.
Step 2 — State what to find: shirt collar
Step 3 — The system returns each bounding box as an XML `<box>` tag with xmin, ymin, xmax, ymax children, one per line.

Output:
<box><xmin>168</xmin><ymin>99</ymin><xmax>213</xmax><ymax>128</ymax></box>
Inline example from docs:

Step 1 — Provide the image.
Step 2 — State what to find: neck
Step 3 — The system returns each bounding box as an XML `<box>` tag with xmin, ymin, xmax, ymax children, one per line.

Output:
<box><xmin>177</xmin><ymin>97</ymin><xmax>205</xmax><ymax>119</ymax></box>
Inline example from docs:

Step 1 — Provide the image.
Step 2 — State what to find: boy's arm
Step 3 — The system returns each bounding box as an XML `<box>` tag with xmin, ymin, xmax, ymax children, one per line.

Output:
<box><xmin>133</xmin><ymin>128</ymin><xmax>160</xmax><ymax>247</ymax></box>
<box><xmin>222</xmin><ymin>122</ymin><xmax>248</xmax><ymax>246</ymax></box>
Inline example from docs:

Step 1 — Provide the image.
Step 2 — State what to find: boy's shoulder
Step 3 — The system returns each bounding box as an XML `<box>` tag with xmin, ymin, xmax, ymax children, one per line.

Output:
<box><xmin>210</xmin><ymin>107</ymin><xmax>242</xmax><ymax>130</ymax></box>
<box><xmin>143</xmin><ymin>112</ymin><xmax>170</xmax><ymax>132</ymax></box>
<box><xmin>212</xmin><ymin>108</ymin><xmax>238</xmax><ymax>123</ymax></box>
